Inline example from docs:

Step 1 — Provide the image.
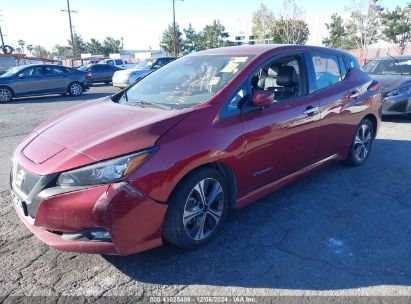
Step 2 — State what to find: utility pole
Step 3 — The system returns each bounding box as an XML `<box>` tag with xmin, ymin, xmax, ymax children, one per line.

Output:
<box><xmin>61</xmin><ymin>0</ymin><xmax>78</xmax><ymax>58</ymax></box>
<box><xmin>172</xmin><ymin>0</ymin><xmax>183</xmax><ymax>57</ymax></box>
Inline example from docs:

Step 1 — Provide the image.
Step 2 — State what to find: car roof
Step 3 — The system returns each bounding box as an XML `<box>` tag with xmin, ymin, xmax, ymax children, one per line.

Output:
<box><xmin>190</xmin><ymin>44</ymin><xmax>348</xmax><ymax>57</ymax></box>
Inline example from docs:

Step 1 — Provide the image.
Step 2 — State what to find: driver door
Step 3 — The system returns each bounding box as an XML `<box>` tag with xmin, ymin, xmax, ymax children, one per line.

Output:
<box><xmin>240</xmin><ymin>54</ymin><xmax>321</xmax><ymax>192</ymax></box>
<box><xmin>13</xmin><ymin>66</ymin><xmax>45</xmax><ymax>96</ymax></box>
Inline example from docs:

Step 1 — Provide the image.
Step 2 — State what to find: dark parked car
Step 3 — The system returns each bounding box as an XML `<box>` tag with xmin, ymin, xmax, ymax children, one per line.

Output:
<box><xmin>78</xmin><ymin>64</ymin><xmax>122</xmax><ymax>84</ymax></box>
<box><xmin>11</xmin><ymin>45</ymin><xmax>381</xmax><ymax>255</ymax></box>
<box><xmin>364</xmin><ymin>55</ymin><xmax>411</xmax><ymax>116</ymax></box>
<box><xmin>112</xmin><ymin>57</ymin><xmax>175</xmax><ymax>88</ymax></box>
<box><xmin>0</xmin><ymin>64</ymin><xmax>91</xmax><ymax>102</ymax></box>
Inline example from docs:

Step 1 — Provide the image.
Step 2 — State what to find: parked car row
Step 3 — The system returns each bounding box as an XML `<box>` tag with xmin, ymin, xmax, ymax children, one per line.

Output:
<box><xmin>0</xmin><ymin>64</ymin><xmax>91</xmax><ymax>102</ymax></box>
<box><xmin>112</xmin><ymin>57</ymin><xmax>175</xmax><ymax>88</ymax></box>
<box><xmin>10</xmin><ymin>45</ymin><xmax>382</xmax><ymax>255</ymax></box>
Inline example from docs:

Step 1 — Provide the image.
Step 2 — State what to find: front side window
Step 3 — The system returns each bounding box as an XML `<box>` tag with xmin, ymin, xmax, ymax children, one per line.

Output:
<box><xmin>250</xmin><ymin>55</ymin><xmax>305</xmax><ymax>102</ymax></box>
<box><xmin>120</xmin><ymin>55</ymin><xmax>253</xmax><ymax>109</ymax></box>
<box><xmin>115</xmin><ymin>59</ymin><xmax>123</xmax><ymax>65</ymax></box>
<box><xmin>312</xmin><ymin>54</ymin><xmax>343</xmax><ymax>90</ymax></box>
<box><xmin>21</xmin><ymin>66</ymin><xmax>44</xmax><ymax>77</ymax></box>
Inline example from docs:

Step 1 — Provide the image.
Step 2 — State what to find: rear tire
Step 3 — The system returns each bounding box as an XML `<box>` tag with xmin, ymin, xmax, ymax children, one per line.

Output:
<box><xmin>163</xmin><ymin>168</ymin><xmax>229</xmax><ymax>250</ymax></box>
<box><xmin>0</xmin><ymin>86</ymin><xmax>13</xmax><ymax>103</ymax></box>
<box><xmin>68</xmin><ymin>82</ymin><xmax>83</xmax><ymax>96</ymax></box>
<box><xmin>344</xmin><ymin>118</ymin><xmax>375</xmax><ymax>166</ymax></box>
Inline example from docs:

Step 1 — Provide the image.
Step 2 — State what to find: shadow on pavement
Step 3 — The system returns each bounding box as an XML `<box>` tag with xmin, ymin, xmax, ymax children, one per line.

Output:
<box><xmin>382</xmin><ymin>116</ymin><xmax>411</xmax><ymax>124</ymax></box>
<box><xmin>105</xmin><ymin>138</ymin><xmax>411</xmax><ymax>290</ymax></box>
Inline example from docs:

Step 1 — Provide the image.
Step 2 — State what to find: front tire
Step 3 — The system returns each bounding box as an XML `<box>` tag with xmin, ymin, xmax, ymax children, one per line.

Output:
<box><xmin>163</xmin><ymin>168</ymin><xmax>229</xmax><ymax>250</ymax></box>
<box><xmin>344</xmin><ymin>118</ymin><xmax>375</xmax><ymax>166</ymax></box>
<box><xmin>0</xmin><ymin>86</ymin><xmax>13</xmax><ymax>103</ymax></box>
<box><xmin>68</xmin><ymin>82</ymin><xmax>83</xmax><ymax>97</ymax></box>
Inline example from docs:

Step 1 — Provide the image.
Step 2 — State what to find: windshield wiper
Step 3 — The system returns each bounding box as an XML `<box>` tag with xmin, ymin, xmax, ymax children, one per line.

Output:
<box><xmin>128</xmin><ymin>100</ymin><xmax>172</xmax><ymax>110</ymax></box>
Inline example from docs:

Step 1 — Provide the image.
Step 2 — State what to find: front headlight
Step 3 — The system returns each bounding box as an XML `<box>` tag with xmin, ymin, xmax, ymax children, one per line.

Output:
<box><xmin>56</xmin><ymin>148</ymin><xmax>157</xmax><ymax>187</ymax></box>
<box><xmin>386</xmin><ymin>85</ymin><xmax>411</xmax><ymax>97</ymax></box>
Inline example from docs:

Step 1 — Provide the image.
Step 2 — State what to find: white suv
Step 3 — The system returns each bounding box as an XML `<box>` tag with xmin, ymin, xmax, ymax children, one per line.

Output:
<box><xmin>98</xmin><ymin>59</ymin><xmax>127</xmax><ymax>69</ymax></box>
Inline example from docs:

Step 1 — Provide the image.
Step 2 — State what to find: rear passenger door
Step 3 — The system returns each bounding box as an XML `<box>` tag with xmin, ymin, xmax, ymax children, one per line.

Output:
<box><xmin>42</xmin><ymin>66</ymin><xmax>68</xmax><ymax>93</ymax></box>
<box><xmin>308</xmin><ymin>52</ymin><xmax>359</xmax><ymax>160</ymax></box>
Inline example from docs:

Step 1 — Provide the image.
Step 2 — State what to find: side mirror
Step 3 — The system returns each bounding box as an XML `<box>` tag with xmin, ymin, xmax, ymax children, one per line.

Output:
<box><xmin>252</xmin><ymin>90</ymin><xmax>275</xmax><ymax>108</ymax></box>
<box><xmin>18</xmin><ymin>73</ymin><xmax>25</xmax><ymax>79</ymax></box>
<box><xmin>152</xmin><ymin>65</ymin><xmax>161</xmax><ymax>69</ymax></box>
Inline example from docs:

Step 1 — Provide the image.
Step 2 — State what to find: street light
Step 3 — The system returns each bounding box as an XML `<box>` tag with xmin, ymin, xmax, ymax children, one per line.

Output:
<box><xmin>172</xmin><ymin>0</ymin><xmax>183</xmax><ymax>57</ymax></box>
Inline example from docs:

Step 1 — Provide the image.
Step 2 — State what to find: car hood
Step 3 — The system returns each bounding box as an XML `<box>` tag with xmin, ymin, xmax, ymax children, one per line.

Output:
<box><xmin>371</xmin><ymin>74</ymin><xmax>411</xmax><ymax>94</ymax></box>
<box><xmin>18</xmin><ymin>97</ymin><xmax>191</xmax><ymax>173</ymax></box>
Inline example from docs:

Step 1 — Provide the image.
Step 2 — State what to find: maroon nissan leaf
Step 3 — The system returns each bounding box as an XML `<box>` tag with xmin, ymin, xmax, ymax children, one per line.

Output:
<box><xmin>10</xmin><ymin>45</ymin><xmax>382</xmax><ymax>255</ymax></box>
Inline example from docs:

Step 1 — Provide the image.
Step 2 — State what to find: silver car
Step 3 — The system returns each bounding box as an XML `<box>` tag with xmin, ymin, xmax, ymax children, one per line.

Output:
<box><xmin>364</xmin><ymin>56</ymin><xmax>411</xmax><ymax>116</ymax></box>
<box><xmin>112</xmin><ymin>57</ymin><xmax>175</xmax><ymax>88</ymax></box>
<box><xmin>0</xmin><ymin>64</ymin><xmax>91</xmax><ymax>103</ymax></box>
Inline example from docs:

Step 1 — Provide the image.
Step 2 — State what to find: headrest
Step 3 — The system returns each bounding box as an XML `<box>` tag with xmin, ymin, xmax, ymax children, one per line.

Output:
<box><xmin>277</xmin><ymin>66</ymin><xmax>298</xmax><ymax>86</ymax></box>
<box><xmin>267</xmin><ymin>68</ymin><xmax>277</xmax><ymax>77</ymax></box>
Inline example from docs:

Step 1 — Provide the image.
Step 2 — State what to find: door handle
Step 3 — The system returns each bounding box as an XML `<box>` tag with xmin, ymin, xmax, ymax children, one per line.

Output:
<box><xmin>350</xmin><ymin>90</ymin><xmax>360</xmax><ymax>99</ymax></box>
<box><xmin>303</xmin><ymin>106</ymin><xmax>319</xmax><ymax>116</ymax></box>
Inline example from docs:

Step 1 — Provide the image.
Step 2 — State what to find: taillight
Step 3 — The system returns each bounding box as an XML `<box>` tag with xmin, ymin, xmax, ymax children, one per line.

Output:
<box><xmin>86</xmin><ymin>72</ymin><xmax>91</xmax><ymax>78</ymax></box>
<box><xmin>367</xmin><ymin>80</ymin><xmax>380</xmax><ymax>91</ymax></box>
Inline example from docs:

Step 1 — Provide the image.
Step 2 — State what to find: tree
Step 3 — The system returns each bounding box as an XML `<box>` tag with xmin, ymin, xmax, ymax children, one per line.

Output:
<box><xmin>272</xmin><ymin>0</ymin><xmax>309</xmax><ymax>44</ymax></box>
<box><xmin>32</xmin><ymin>45</ymin><xmax>51</xmax><ymax>59</ymax></box>
<box><xmin>52</xmin><ymin>44</ymin><xmax>72</xmax><ymax>59</ymax></box>
<box><xmin>68</xmin><ymin>33</ymin><xmax>86</xmax><ymax>57</ymax></box>
<box><xmin>196</xmin><ymin>20</ymin><xmax>229</xmax><ymax>50</ymax></box>
<box><xmin>26</xmin><ymin>44</ymin><xmax>33</xmax><ymax>55</ymax></box>
<box><xmin>323</xmin><ymin>13</ymin><xmax>357</xmax><ymax>49</ymax></box>
<box><xmin>86</xmin><ymin>38</ymin><xmax>103</xmax><ymax>54</ymax></box>
<box><xmin>17</xmin><ymin>39</ymin><xmax>25</xmax><ymax>53</ymax></box>
<box><xmin>183</xmin><ymin>23</ymin><xmax>198</xmax><ymax>52</ymax></box>
<box><xmin>346</xmin><ymin>0</ymin><xmax>383</xmax><ymax>62</ymax></box>
<box><xmin>381</xmin><ymin>4</ymin><xmax>411</xmax><ymax>55</ymax></box>
<box><xmin>252</xmin><ymin>3</ymin><xmax>276</xmax><ymax>43</ymax></box>
<box><xmin>102</xmin><ymin>36</ymin><xmax>122</xmax><ymax>56</ymax></box>
<box><xmin>161</xmin><ymin>23</ymin><xmax>183</xmax><ymax>55</ymax></box>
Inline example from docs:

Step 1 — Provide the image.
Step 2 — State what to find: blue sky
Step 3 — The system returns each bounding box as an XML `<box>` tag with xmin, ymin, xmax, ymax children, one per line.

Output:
<box><xmin>1</xmin><ymin>0</ymin><xmax>410</xmax><ymax>51</ymax></box>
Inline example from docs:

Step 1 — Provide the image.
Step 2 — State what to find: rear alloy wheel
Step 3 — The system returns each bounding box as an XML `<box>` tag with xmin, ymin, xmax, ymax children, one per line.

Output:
<box><xmin>345</xmin><ymin>118</ymin><xmax>374</xmax><ymax>166</ymax></box>
<box><xmin>163</xmin><ymin>168</ymin><xmax>228</xmax><ymax>249</ymax></box>
<box><xmin>0</xmin><ymin>87</ymin><xmax>12</xmax><ymax>102</ymax></box>
<box><xmin>68</xmin><ymin>82</ymin><xmax>83</xmax><ymax>96</ymax></box>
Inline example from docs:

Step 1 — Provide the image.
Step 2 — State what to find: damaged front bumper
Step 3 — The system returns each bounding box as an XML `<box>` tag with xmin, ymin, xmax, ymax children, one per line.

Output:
<box><xmin>12</xmin><ymin>181</ymin><xmax>168</xmax><ymax>255</ymax></box>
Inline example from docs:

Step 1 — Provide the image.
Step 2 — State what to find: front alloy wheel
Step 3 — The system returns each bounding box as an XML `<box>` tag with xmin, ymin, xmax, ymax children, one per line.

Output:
<box><xmin>0</xmin><ymin>87</ymin><xmax>12</xmax><ymax>102</ymax></box>
<box><xmin>183</xmin><ymin>178</ymin><xmax>224</xmax><ymax>241</ymax></box>
<box><xmin>163</xmin><ymin>168</ymin><xmax>228</xmax><ymax>249</ymax></box>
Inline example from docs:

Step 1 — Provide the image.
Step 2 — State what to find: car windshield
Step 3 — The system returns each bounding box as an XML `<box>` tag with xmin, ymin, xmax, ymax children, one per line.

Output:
<box><xmin>364</xmin><ymin>58</ymin><xmax>411</xmax><ymax>75</ymax></box>
<box><xmin>134</xmin><ymin>59</ymin><xmax>154</xmax><ymax>69</ymax></box>
<box><xmin>1</xmin><ymin>66</ymin><xmax>24</xmax><ymax>78</ymax></box>
<box><xmin>120</xmin><ymin>55</ymin><xmax>253</xmax><ymax>109</ymax></box>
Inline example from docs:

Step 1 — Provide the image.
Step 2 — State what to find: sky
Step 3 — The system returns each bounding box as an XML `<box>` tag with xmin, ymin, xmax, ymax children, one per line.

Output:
<box><xmin>1</xmin><ymin>0</ymin><xmax>410</xmax><ymax>51</ymax></box>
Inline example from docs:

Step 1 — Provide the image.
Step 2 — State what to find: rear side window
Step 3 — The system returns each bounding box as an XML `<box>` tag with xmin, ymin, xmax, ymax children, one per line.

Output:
<box><xmin>346</xmin><ymin>54</ymin><xmax>362</xmax><ymax>70</ymax></box>
<box><xmin>115</xmin><ymin>59</ymin><xmax>123</xmax><ymax>65</ymax></box>
<box><xmin>311</xmin><ymin>54</ymin><xmax>343</xmax><ymax>90</ymax></box>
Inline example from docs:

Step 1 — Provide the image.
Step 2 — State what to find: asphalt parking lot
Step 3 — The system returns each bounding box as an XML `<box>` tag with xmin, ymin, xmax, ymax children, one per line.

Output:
<box><xmin>1</xmin><ymin>85</ymin><xmax>411</xmax><ymax>299</ymax></box>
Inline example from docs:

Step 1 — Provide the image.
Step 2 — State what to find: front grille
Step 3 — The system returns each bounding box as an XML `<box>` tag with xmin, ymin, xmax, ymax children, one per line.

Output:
<box><xmin>14</xmin><ymin>164</ymin><xmax>42</xmax><ymax>197</ymax></box>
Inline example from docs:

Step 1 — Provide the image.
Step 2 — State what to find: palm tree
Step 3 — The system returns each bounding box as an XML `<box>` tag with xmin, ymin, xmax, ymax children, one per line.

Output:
<box><xmin>17</xmin><ymin>39</ymin><xmax>25</xmax><ymax>53</ymax></box>
<box><xmin>26</xmin><ymin>44</ymin><xmax>33</xmax><ymax>55</ymax></box>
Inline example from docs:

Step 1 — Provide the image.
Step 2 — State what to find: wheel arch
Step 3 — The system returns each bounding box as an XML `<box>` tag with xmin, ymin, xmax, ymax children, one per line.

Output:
<box><xmin>0</xmin><ymin>85</ymin><xmax>15</xmax><ymax>97</ymax></box>
<box><xmin>167</xmin><ymin>162</ymin><xmax>239</xmax><ymax>209</ymax></box>
<box><xmin>363</xmin><ymin>113</ymin><xmax>378</xmax><ymax>137</ymax></box>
